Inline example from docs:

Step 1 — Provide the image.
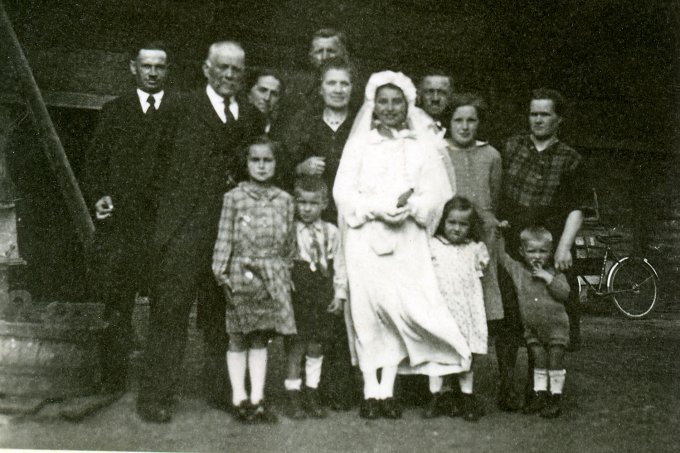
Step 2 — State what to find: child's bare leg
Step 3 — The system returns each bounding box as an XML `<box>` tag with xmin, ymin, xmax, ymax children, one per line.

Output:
<box><xmin>524</xmin><ymin>344</ymin><xmax>549</xmax><ymax>414</ymax></box>
<box><xmin>227</xmin><ymin>333</ymin><xmax>248</xmax><ymax>406</ymax></box>
<box><xmin>284</xmin><ymin>336</ymin><xmax>305</xmax><ymax>382</ymax></box>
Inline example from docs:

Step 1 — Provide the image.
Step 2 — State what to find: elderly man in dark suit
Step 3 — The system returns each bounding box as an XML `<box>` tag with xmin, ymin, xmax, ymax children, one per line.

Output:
<box><xmin>85</xmin><ymin>41</ymin><xmax>178</xmax><ymax>395</ymax></box>
<box><xmin>136</xmin><ymin>41</ymin><xmax>264</xmax><ymax>423</ymax></box>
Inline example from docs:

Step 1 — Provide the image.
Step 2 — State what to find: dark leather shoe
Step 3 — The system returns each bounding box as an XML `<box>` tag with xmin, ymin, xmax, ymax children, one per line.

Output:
<box><xmin>460</xmin><ymin>393</ymin><xmax>484</xmax><ymax>422</ymax></box>
<box><xmin>304</xmin><ymin>388</ymin><xmax>328</xmax><ymax>419</ymax></box>
<box><xmin>137</xmin><ymin>402</ymin><xmax>172</xmax><ymax>423</ymax></box>
<box><xmin>234</xmin><ymin>400</ymin><xmax>254</xmax><ymax>423</ymax></box>
<box><xmin>523</xmin><ymin>391</ymin><xmax>549</xmax><ymax>414</ymax></box>
<box><xmin>359</xmin><ymin>398</ymin><xmax>380</xmax><ymax>419</ymax></box>
<box><xmin>381</xmin><ymin>397</ymin><xmax>402</xmax><ymax>419</ymax></box>
<box><xmin>422</xmin><ymin>392</ymin><xmax>444</xmax><ymax>419</ymax></box>
<box><xmin>251</xmin><ymin>401</ymin><xmax>278</xmax><ymax>424</ymax></box>
<box><xmin>286</xmin><ymin>390</ymin><xmax>306</xmax><ymax>420</ymax></box>
<box><xmin>540</xmin><ymin>394</ymin><xmax>563</xmax><ymax>418</ymax></box>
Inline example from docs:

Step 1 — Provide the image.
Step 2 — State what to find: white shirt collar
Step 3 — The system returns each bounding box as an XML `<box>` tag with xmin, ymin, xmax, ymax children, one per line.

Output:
<box><xmin>206</xmin><ymin>85</ymin><xmax>239</xmax><ymax>123</ymax></box>
<box><xmin>136</xmin><ymin>89</ymin><xmax>164</xmax><ymax>113</ymax></box>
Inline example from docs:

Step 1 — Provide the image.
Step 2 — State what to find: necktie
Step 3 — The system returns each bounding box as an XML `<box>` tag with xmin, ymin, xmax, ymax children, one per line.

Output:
<box><xmin>225</xmin><ymin>101</ymin><xmax>236</xmax><ymax>123</ymax></box>
<box><xmin>146</xmin><ymin>95</ymin><xmax>156</xmax><ymax>114</ymax></box>
<box><xmin>308</xmin><ymin>225</ymin><xmax>328</xmax><ymax>276</ymax></box>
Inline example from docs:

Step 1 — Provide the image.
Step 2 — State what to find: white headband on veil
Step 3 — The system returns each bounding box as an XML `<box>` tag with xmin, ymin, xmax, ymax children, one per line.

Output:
<box><xmin>348</xmin><ymin>70</ymin><xmax>439</xmax><ymax>139</ymax></box>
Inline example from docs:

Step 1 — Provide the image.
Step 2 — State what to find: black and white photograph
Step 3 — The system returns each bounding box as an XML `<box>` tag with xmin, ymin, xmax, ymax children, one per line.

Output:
<box><xmin>0</xmin><ymin>1</ymin><xmax>678</xmax><ymax>452</ymax></box>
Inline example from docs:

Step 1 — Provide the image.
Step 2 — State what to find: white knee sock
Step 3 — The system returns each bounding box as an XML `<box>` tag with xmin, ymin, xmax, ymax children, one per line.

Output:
<box><xmin>362</xmin><ymin>369</ymin><xmax>380</xmax><ymax>399</ymax></box>
<box><xmin>429</xmin><ymin>375</ymin><xmax>444</xmax><ymax>394</ymax></box>
<box><xmin>533</xmin><ymin>368</ymin><xmax>549</xmax><ymax>392</ymax></box>
<box><xmin>226</xmin><ymin>351</ymin><xmax>248</xmax><ymax>406</ymax></box>
<box><xmin>248</xmin><ymin>347</ymin><xmax>268</xmax><ymax>405</ymax></box>
<box><xmin>284</xmin><ymin>379</ymin><xmax>302</xmax><ymax>391</ymax></box>
<box><xmin>305</xmin><ymin>355</ymin><xmax>323</xmax><ymax>389</ymax></box>
<box><xmin>549</xmin><ymin>369</ymin><xmax>566</xmax><ymax>394</ymax></box>
<box><xmin>378</xmin><ymin>365</ymin><xmax>398</xmax><ymax>399</ymax></box>
<box><xmin>458</xmin><ymin>371</ymin><xmax>474</xmax><ymax>395</ymax></box>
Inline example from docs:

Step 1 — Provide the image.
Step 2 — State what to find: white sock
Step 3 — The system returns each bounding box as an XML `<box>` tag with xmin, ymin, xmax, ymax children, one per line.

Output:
<box><xmin>458</xmin><ymin>371</ymin><xmax>474</xmax><ymax>395</ymax></box>
<box><xmin>304</xmin><ymin>355</ymin><xmax>323</xmax><ymax>389</ymax></box>
<box><xmin>378</xmin><ymin>365</ymin><xmax>398</xmax><ymax>399</ymax></box>
<box><xmin>284</xmin><ymin>379</ymin><xmax>302</xmax><ymax>391</ymax></box>
<box><xmin>248</xmin><ymin>347</ymin><xmax>268</xmax><ymax>405</ymax></box>
<box><xmin>534</xmin><ymin>368</ymin><xmax>549</xmax><ymax>392</ymax></box>
<box><xmin>549</xmin><ymin>369</ymin><xmax>566</xmax><ymax>394</ymax></box>
<box><xmin>429</xmin><ymin>375</ymin><xmax>444</xmax><ymax>394</ymax></box>
<box><xmin>362</xmin><ymin>369</ymin><xmax>380</xmax><ymax>399</ymax></box>
<box><xmin>226</xmin><ymin>351</ymin><xmax>248</xmax><ymax>406</ymax></box>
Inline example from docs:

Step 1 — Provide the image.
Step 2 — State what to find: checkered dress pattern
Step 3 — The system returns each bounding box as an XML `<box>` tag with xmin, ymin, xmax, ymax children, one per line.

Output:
<box><xmin>212</xmin><ymin>181</ymin><xmax>297</xmax><ymax>335</ymax></box>
<box><xmin>503</xmin><ymin>134</ymin><xmax>582</xmax><ymax>209</ymax></box>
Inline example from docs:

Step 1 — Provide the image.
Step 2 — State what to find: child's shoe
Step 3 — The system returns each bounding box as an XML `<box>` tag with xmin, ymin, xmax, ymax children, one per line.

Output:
<box><xmin>251</xmin><ymin>401</ymin><xmax>278</xmax><ymax>424</ymax></box>
<box><xmin>234</xmin><ymin>400</ymin><xmax>254</xmax><ymax>423</ymax></box>
<box><xmin>422</xmin><ymin>392</ymin><xmax>443</xmax><ymax>418</ymax></box>
<box><xmin>286</xmin><ymin>390</ymin><xmax>306</xmax><ymax>420</ymax></box>
<box><xmin>540</xmin><ymin>393</ymin><xmax>563</xmax><ymax>418</ymax></box>
<box><xmin>522</xmin><ymin>391</ymin><xmax>548</xmax><ymax>414</ymax></box>
<box><xmin>359</xmin><ymin>398</ymin><xmax>380</xmax><ymax>419</ymax></box>
<box><xmin>304</xmin><ymin>388</ymin><xmax>328</xmax><ymax>419</ymax></box>
<box><xmin>381</xmin><ymin>397</ymin><xmax>402</xmax><ymax>420</ymax></box>
<box><xmin>460</xmin><ymin>393</ymin><xmax>484</xmax><ymax>422</ymax></box>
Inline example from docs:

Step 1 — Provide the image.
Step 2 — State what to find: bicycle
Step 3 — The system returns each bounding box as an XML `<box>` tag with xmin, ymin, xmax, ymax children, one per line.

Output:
<box><xmin>574</xmin><ymin>187</ymin><xmax>661</xmax><ymax>321</ymax></box>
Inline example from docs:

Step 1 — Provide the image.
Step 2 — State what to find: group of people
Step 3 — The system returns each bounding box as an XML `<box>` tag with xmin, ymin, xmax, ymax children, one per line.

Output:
<box><xmin>84</xmin><ymin>28</ymin><xmax>589</xmax><ymax>425</ymax></box>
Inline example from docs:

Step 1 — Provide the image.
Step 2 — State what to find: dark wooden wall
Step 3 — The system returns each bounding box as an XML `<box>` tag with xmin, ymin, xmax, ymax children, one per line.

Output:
<box><xmin>1</xmin><ymin>0</ymin><xmax>679</xmax><ymax>301</ymax></box>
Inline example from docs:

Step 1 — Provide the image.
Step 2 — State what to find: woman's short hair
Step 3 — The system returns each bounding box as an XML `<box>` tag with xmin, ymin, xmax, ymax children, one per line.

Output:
<box><xmin>449</xmin><ymin>93</ymin><xmax>487</xmax><ymax>123</ymax></box>
<box><xmin>530</xmin><ymin>88</ymin><xmax>566</xmax><ymax>117</ymax></box>
<box><xmin>435</xmin><ymin>196</ymin><xmax>484</xmax><ymax>243</ymax></box>
<box><xmin>318</xmin><ymin>57</ymin><xmax>354</xmax><ymax>83</ymax></box>
<box><xmin>246</xmin><ymin>68</ymin><xmax>285</xmax><ymax>95</ymax></box>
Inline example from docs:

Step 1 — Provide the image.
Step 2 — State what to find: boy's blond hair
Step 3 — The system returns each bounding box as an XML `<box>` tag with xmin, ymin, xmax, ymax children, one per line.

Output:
<box><xmin>519</xmin><ymin>226</ymin><xmax>553</xmax><ymax>247</ymax></box>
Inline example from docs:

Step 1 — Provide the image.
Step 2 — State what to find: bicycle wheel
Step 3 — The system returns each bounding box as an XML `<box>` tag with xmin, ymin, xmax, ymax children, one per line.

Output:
<box><xmin>607</xmin><ymin>258</ymin><xmax>658</xmax><ymax>319</ymax></box>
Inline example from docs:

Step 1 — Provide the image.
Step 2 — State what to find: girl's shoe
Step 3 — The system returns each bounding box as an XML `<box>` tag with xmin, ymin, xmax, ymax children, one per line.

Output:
<box><xmin>422</xmin><ymin>392</ymin><xmax>445</xmax><ymax>419</ymax></box>
<box><xmin>234</xmin><ymin>400</ymin><xmax>254</xmax><ymax>423</ymax></box>
<box><xmin>522</xmin><ymin>391</ymin><xmax>548</xmax><ymax>414</ymax></box>
<box><xmin>540</xmin><ymin>394</ymin><xmax>563</xmax><ymax>418</ymax></box>
<box><xmin>460</xmin><ymin>393</ymin><xmax>484</xmax><ymax>422</ymax></box>
<box><xmin>359</xmin><ymin>398</ymin><xmax>380</xmax><ymax>419</ymax></box>
<box><xmin>381</xmin><ymin>397</ymin><xmax>402</xmax><ymax>419</ymax></box>
<box><xmin>251</xmin><ymin>401</ymin><xmax>278</xmax><ymax>424</ymax></box>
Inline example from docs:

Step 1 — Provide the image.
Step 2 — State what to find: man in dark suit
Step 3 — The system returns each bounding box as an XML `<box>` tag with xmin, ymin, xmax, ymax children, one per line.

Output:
<box><xmin>136</xmin><ymin>41</ymin><xmax>264</xmax><ymax>423</ymax></box>
<box><xmin>85</xmin><ymin>41</ymin><xmax>178</xmax><ymax>395</ymax></box>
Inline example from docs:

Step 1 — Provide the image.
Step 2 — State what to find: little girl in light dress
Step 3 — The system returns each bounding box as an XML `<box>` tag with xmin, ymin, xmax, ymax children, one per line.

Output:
<box><xmin>429</xmin><ymin>196</ymin><xmax>489</xmax><ymax>422</ymax></box>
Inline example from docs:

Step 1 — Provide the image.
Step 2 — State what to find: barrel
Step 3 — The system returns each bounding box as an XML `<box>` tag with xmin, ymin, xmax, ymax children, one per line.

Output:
<box><xmin>0</xmin><ymin>302</ymin><xmax>106</xmax><ymax>398</ymax></box>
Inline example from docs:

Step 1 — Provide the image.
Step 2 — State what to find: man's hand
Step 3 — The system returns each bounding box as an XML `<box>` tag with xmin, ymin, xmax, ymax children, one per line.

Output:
<box><xmin>554</xmin><ymin>246</ymin><xmax>573</xmax><ymax>272</ymax></box>
<box><xmin>297</xmin><ymin>156</ymin><xmax>326</xmax><ymax>176</ymax></box>
<box><xmin>95</xmin><ymin>196</ymin><xmax>114</xmax><ymax>220</ymax></box>
<box><xmin>327</xmin><ymin>298</ymin><xmax>345</xmax><ymax>315</ymax></box>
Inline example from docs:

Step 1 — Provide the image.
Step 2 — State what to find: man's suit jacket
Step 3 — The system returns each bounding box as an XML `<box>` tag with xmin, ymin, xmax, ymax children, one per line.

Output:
<box><xmin>153</xmin><ymin>89</ymin><xmax>265</xmax><ymax>253</ymax></box>
<box><xmin>84</xmin><ymin>90</ymin><xmax>180</xmax><ymax>236</ymax></box>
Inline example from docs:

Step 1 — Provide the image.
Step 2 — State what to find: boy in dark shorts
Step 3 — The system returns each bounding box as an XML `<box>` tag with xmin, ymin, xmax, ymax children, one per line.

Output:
<box><xmin>284</xmin><ymin>176</ymin><xmax>348</xmax><ymax>419</ymax></box>
<box><xmin>499</xmin><ymin>227</ymin><xmax>570</xmax><ymax>418</ymax></box>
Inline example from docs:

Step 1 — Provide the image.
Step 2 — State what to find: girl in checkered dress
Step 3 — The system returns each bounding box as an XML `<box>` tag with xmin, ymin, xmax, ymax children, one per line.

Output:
<box><xmin>212</xmin><ymin>136</ymin><xmax>296</xmax><ymax>423</ymax></box>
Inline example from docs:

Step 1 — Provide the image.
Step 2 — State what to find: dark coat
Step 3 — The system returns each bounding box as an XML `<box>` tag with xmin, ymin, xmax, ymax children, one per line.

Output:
<box><xmin>84</xmin><ymin>90</ymin><xmax>180</xmax><ymax>236</ymax></box>
<box><xmin>153</xmin><ymin>88</ymin><xmax>265</xmax><ymax>251</ymax></box>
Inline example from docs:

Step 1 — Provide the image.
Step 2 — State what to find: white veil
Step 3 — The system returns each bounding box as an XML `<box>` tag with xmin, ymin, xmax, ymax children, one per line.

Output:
<box><xmin>335</xmin><ymin>71</ymin><xmax>454</xmax><ymax>235</ymax></box>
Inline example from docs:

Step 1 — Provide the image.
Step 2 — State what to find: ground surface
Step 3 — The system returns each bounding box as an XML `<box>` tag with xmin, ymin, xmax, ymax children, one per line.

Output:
<box><xmin>1</xmin><ymin>305</ymin><xmax>678</xmax><ymax>453</ymax></box>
